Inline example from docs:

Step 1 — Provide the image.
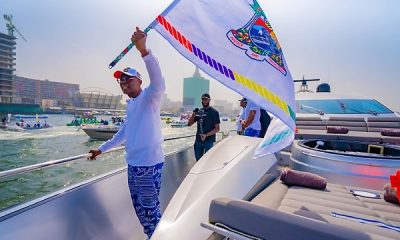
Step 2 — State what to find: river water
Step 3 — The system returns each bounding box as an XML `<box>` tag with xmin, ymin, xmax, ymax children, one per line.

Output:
<box><xmin>0</xmin><ymin>114</ymin><xmax>235</xmax><ymax>211</ymax></box>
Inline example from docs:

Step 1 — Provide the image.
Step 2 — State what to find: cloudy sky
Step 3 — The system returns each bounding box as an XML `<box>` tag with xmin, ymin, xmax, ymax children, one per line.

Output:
<box><xmin>2</xmin><ymin>0</ymin><xmax>399</xmax><ymax>110</ymax></box>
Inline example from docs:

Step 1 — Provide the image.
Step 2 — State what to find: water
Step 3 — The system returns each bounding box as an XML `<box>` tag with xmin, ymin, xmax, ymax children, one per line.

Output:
<box><xmin>0</xmin><ymin>114</ymin><xmax>235</xmax><ymax>211</ymax></box>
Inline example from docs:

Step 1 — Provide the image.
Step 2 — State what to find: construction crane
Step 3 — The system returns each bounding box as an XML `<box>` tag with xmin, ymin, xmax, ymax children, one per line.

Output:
<box><xmin>3</xmin><ymin>14</ymin><xmax>27</xmax><ymax>42</ymax></box>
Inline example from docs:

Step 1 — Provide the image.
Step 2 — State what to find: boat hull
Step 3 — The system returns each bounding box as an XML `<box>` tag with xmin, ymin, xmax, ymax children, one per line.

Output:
<box><xmin>0</xmin><ymin>147</ymin><xmax>197</xmax><ymax>240</ymax></box>
<box><xmin>82</xmin><ymin>127</ymin><xmax>118</xmax><ymax>140</ymax></box>
<box><xmin>151</xmin><ymin>135</ymin><xmax>278</xmax><ymax>240</ymax></box>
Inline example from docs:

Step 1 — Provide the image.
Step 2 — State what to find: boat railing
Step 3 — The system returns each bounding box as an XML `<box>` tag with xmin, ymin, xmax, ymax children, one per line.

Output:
<box><xmin>0</xmin><ymin>134</ymin><xmax>197</xmax><ymax>180</ymax></box>
<box><xmin>0</xmin><ymin>131</ymin><xmax>236</xmax><ymax>180</ymax></box>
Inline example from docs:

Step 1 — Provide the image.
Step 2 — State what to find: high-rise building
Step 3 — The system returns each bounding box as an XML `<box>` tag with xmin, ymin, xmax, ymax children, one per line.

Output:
<box><xmin>0</xmin><ymin>32</ymin><xmax>16</xmax><ymax>103</ymax></box>
<box><xmin>183</xmin><ymin>67</ymin><xmax>209</xmax><ymax>111</ymax></box>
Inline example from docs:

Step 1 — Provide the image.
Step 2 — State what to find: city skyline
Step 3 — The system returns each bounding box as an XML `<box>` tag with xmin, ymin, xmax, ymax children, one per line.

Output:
<box><xmin>1</xmin><ymin>0</ymin><xmax>399</xmax><ymax>111</ymax></box>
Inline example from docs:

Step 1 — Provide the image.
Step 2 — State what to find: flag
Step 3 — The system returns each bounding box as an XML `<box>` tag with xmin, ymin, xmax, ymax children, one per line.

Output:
<box><xmin>154</xmin><ymin>0</ymin><xmax>295</xmax><ymax>157</ymax></box>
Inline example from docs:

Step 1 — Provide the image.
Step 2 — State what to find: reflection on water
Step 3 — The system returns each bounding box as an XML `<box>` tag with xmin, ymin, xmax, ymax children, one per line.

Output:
<box><xmin>0</xmin><ymin>114</ymin><xmax>234</xmax><ymax>211</ymax></box>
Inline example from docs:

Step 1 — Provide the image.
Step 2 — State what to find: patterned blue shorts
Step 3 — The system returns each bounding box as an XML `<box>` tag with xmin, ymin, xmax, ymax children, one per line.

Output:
<box><xmin>127</xmin><ymin>162</ymin><xmax>164</xmax><ymax>238</ymax></box>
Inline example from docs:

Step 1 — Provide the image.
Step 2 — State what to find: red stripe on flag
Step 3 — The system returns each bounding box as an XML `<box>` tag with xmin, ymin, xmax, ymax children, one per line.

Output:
<box><xmin>187</xmin><ymin>41</ymin><xmax>193</xmax><ymax>52</ymax></box>
<box><xmin>156</xmin><ymin>16</ymin><xmax>163</xmax><ymax>25</ymax></box>
<box><xmin>159</xmin><ymin>16</ymin><xmax>192</xmax><ymax>53</ymax></box>
<box><xmin>158</xmin><ymin>16</ymin><xmax>167</xmax><ymax>29</ymax></box>
<box><xmin>181</xmin><ymin>36</ymin><xmax>191</xmax><ymax>52</ymax></box>
<box><xmin>166</xmin><ymin>22</ymin><xmax>173</xmax><ymax>35</ymax></box>
<box><xmin>176</xmin><ymin>31</ymin><xmax>184</xmax><ymax>45</ymax></box>
<box><xmin>172</xmin><ymin>27</ymin><xmax>179</xmax><ymax>41</ymax></box>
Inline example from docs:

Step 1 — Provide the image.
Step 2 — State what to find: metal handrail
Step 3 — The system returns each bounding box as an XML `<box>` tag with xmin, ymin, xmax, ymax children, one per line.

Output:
<box><xmin>0</xmin><ymin>134</ymin><xmax>197</xmax><ymax>179</ymax></box>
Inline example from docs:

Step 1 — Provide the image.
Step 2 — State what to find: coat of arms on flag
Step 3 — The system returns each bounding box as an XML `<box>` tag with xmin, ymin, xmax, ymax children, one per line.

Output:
<box><xmin>226</xmin><ymin>1</ymin><xmax>287</xmax><ymax>75</ymax></box>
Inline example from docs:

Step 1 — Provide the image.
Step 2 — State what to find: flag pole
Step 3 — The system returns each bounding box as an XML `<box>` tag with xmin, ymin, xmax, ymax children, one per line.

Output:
<box><xmin>108</xmin><ymin>0</ymin><xmax>182</xmax><ymax>69</ymax></box>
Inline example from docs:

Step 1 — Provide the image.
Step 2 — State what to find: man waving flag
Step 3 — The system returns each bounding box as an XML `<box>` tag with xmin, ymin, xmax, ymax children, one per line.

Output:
<box><xmin>111</xmin><ymin>0</ymin><xmax>296</xmax><ymax>157</ymax></box>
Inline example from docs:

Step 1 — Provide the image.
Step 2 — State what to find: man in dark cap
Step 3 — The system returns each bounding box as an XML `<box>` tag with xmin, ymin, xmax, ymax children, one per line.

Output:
<box><xmin>188</xmin><ymin>93</ymin><xmax>220</xmax><ymax>160</ymax></box>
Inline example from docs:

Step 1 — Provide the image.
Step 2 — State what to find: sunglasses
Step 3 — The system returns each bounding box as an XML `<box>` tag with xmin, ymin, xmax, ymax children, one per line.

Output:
<box><xmin>116</xmin><ymin>67</ymin><xmax>141</xmax><ymax>84</ymax></box>
<box><xmin>117</xmin><ymin>75</ymin><xmax>135</xmax><ymax>84</ymax></box>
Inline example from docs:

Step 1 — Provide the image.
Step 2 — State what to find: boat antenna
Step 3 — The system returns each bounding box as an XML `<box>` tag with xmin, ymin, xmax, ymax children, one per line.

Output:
<box><xmin>293</xmin><ymin>76</ymin><xmax>320</xmax><ymax>93</ymax></box>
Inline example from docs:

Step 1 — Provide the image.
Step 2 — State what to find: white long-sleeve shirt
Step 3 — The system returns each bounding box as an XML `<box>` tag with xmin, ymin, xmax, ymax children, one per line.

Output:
<box><xmin>99</xmin><ymin>51</ymin><xmax>165</xmax><ymax>166</ymax></box>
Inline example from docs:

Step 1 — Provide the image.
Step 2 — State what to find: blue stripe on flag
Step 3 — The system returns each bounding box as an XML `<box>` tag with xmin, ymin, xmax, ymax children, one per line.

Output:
<box><xmin>211</xmin><ymin>59</ymin><xmax>219</xmax><ymax>71</ymax></box>
<box><xmin>217</xmin><ymin>63</ymin><xmax>224</xmax><ymax>75</ymax></box>
<box><xmin>261</xmin><ymin>130</ymin><xmax>292</xmax><ymax>147</ymax></box>
<box><xmin>201</xmin><ymin>51</ymin><xmax>208</xmax><ymax>63</ymax></box>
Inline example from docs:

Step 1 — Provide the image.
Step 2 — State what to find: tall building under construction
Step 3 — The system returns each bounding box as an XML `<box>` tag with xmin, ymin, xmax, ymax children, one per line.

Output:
<box><xmin>0</xmin><ymin>32</ymin><xmax>15</xmax><ymax>104</ymax></box>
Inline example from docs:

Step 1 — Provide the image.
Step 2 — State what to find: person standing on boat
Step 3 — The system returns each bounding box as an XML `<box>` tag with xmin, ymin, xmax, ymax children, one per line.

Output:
<box><xmin>88</xmin><ymin>27</ymin><xmax>165</xmax><ymax>239</ymax></box>
<box><xmin>259</xmin><ymin>108</ymin><xmax>271</xmax><ymax>138</ymax></box>
<box><xmin>240</xmin><ymin>98</ymin><xmax>261</xmax><ymax>137</ymax></box>
<box><xmin>236</xmin><ymin>97</ymin><xmax>247</xmax><ymax>135</ymax></box>
<box><xmin>188</xmin><ymin>93</ymin><xmax>220</xmax><ymax>161</ymax></box>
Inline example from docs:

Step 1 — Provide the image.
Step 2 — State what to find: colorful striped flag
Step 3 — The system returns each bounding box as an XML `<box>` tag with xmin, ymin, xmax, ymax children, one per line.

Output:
<box><xmin>154</xmin><ymin>0</ymin><xmax>295</xmax><ymax>157</ymax></box>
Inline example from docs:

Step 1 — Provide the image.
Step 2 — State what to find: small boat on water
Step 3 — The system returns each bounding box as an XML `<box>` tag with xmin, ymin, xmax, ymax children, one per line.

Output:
<box><xmin>0</xmin><ymin>123</ymin><xmax>25</xmax><ymax>132</ymax></box>
<box><xmin>170</xmin><ymin>120</ymin><xmax>188</xmax><ymax>128</ymax></box>
<box><xmin>13</xmin><ymin>114</ymin><xmax>48</xmax><ymax>119</ymax></box>
<box><xmin>66</xmin><ymin>117</ymin><xmax>99</xmax><ymax>126</ymax></box>
<box><xmin>15</xmin><ymin>121</ymin><xmax>52</xmax><ymax>130</ymax></box>
<box><xmin>81</xmin><ymin>124</ymin><xmax>120</xmax><ymax>140</ymax></box>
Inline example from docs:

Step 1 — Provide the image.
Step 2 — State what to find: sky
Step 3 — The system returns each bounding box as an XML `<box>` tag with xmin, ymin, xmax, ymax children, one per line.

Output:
<box><xmin>1</xmin><ymin>0</ymin><xmax>400</xmax><ymax>110</ymax></box>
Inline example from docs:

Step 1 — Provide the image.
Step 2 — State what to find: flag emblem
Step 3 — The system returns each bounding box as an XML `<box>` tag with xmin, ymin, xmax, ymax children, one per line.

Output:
<box><xmin>227</xmin><ymin>1</ymin><xmax>287</xmax><ymax>75</ymax></box>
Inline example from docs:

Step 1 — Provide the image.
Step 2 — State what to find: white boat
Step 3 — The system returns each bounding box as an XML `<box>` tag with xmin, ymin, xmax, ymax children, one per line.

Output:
<box><xmin>0</xmin><ymin>123</ymin><xmax>25</xmax><ymax>132</ymax></box>
<box><xmin>151</xmin><ymin>135</ymin><xmax>276</xmax><ymax>239</ymax></box>
<box><xmin>81</xmin><ymin>124</ymin><xmax>120</xmax><ymax>140</ymax></box>
<box><xmin>170</xmin><ymin>120</ymin><xmax>188</xmax><ymax>128</ymax></box>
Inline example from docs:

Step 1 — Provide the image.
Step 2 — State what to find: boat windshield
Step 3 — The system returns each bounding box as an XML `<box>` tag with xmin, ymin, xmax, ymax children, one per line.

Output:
<box><xmin>296</xmin><ymin>99</ymin><xmax>393</xmax><ymax>114</ymax></box>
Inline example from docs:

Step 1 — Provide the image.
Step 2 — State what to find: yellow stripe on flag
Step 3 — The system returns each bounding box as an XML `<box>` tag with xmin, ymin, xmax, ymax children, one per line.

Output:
<box><xmin>233</xmin><ymin>71</ymin><xmax>291</xmax><ymax>116</ymax></box>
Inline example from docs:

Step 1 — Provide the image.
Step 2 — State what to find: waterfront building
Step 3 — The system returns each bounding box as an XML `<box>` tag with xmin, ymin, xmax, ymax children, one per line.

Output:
<box><xmin>183</xmin><ymin>67</ymin><xmax>210</xmax><ymax>111</ymax></box>
<box><xmin>75</xmin><ymin>91</ymin><xmax>123</xmax><ymax>110</ymax></box>
<box><xmin>0</xmin><ymin>32</ymin><xmax>16</xmax><ymax>104</ymax></box>
<box><xmin>13</xmin><ymin>76</ymin><xmax>79</xmax><ymax>107</ymax></box>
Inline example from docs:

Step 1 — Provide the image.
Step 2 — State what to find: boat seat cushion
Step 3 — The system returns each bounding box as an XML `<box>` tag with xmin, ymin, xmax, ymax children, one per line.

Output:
<box><xmin>296</xmin><ymin>116</ymin><xmax>324</xmax><ymax>121</ymax></box>
<box><xmin>368</xmin><ymin>122</ymin><xmax>400</xmax><ymax>128</ymax></box>
<box><xmin>209</xmin><ymin>198</ymin><xmax>370</xmax><ymax>240</ymax></box>
<box><xmin>335</xmin><ymin>131</ymin><xmax>382</xmax><ymax>142</ymax></box>
<box><xmin>367</xmin><ymin>117</ymin><xmax>400</xmax><ymax>122</ymax></box>
<box><xmin>209</xmin><ymin>181</ymin><xmax>400</xmax><ymax>240</ymax></box>
<box><xmin>296</xmin><ymin>120</ymin><xmax>327</xmax><ymax>126</ymax></box>
<box><xmin>326</xmin><ymin>120</ymin><xmax>367</xmax><ymax>127</ymax></box>
<box><xmin>296</xmin><ymin>125</ymin><xmax>326</xmax><ymax>130</ymax></box>
<box><xmin>328</xmin><ymin>116</ymin><xmax>366</xmax><ymax>122</ymax></box>
<box><xmin>381</xmin><ymin>136</ymin><xmax>400</xmax><ymax>145</ymax></box>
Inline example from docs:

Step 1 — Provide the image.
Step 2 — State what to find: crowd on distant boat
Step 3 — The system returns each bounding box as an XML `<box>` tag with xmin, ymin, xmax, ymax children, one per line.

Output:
<box><xmin>15</xmin><ymin>119</ymin><xmax>50</xmax><ymax>129</ymax></box>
